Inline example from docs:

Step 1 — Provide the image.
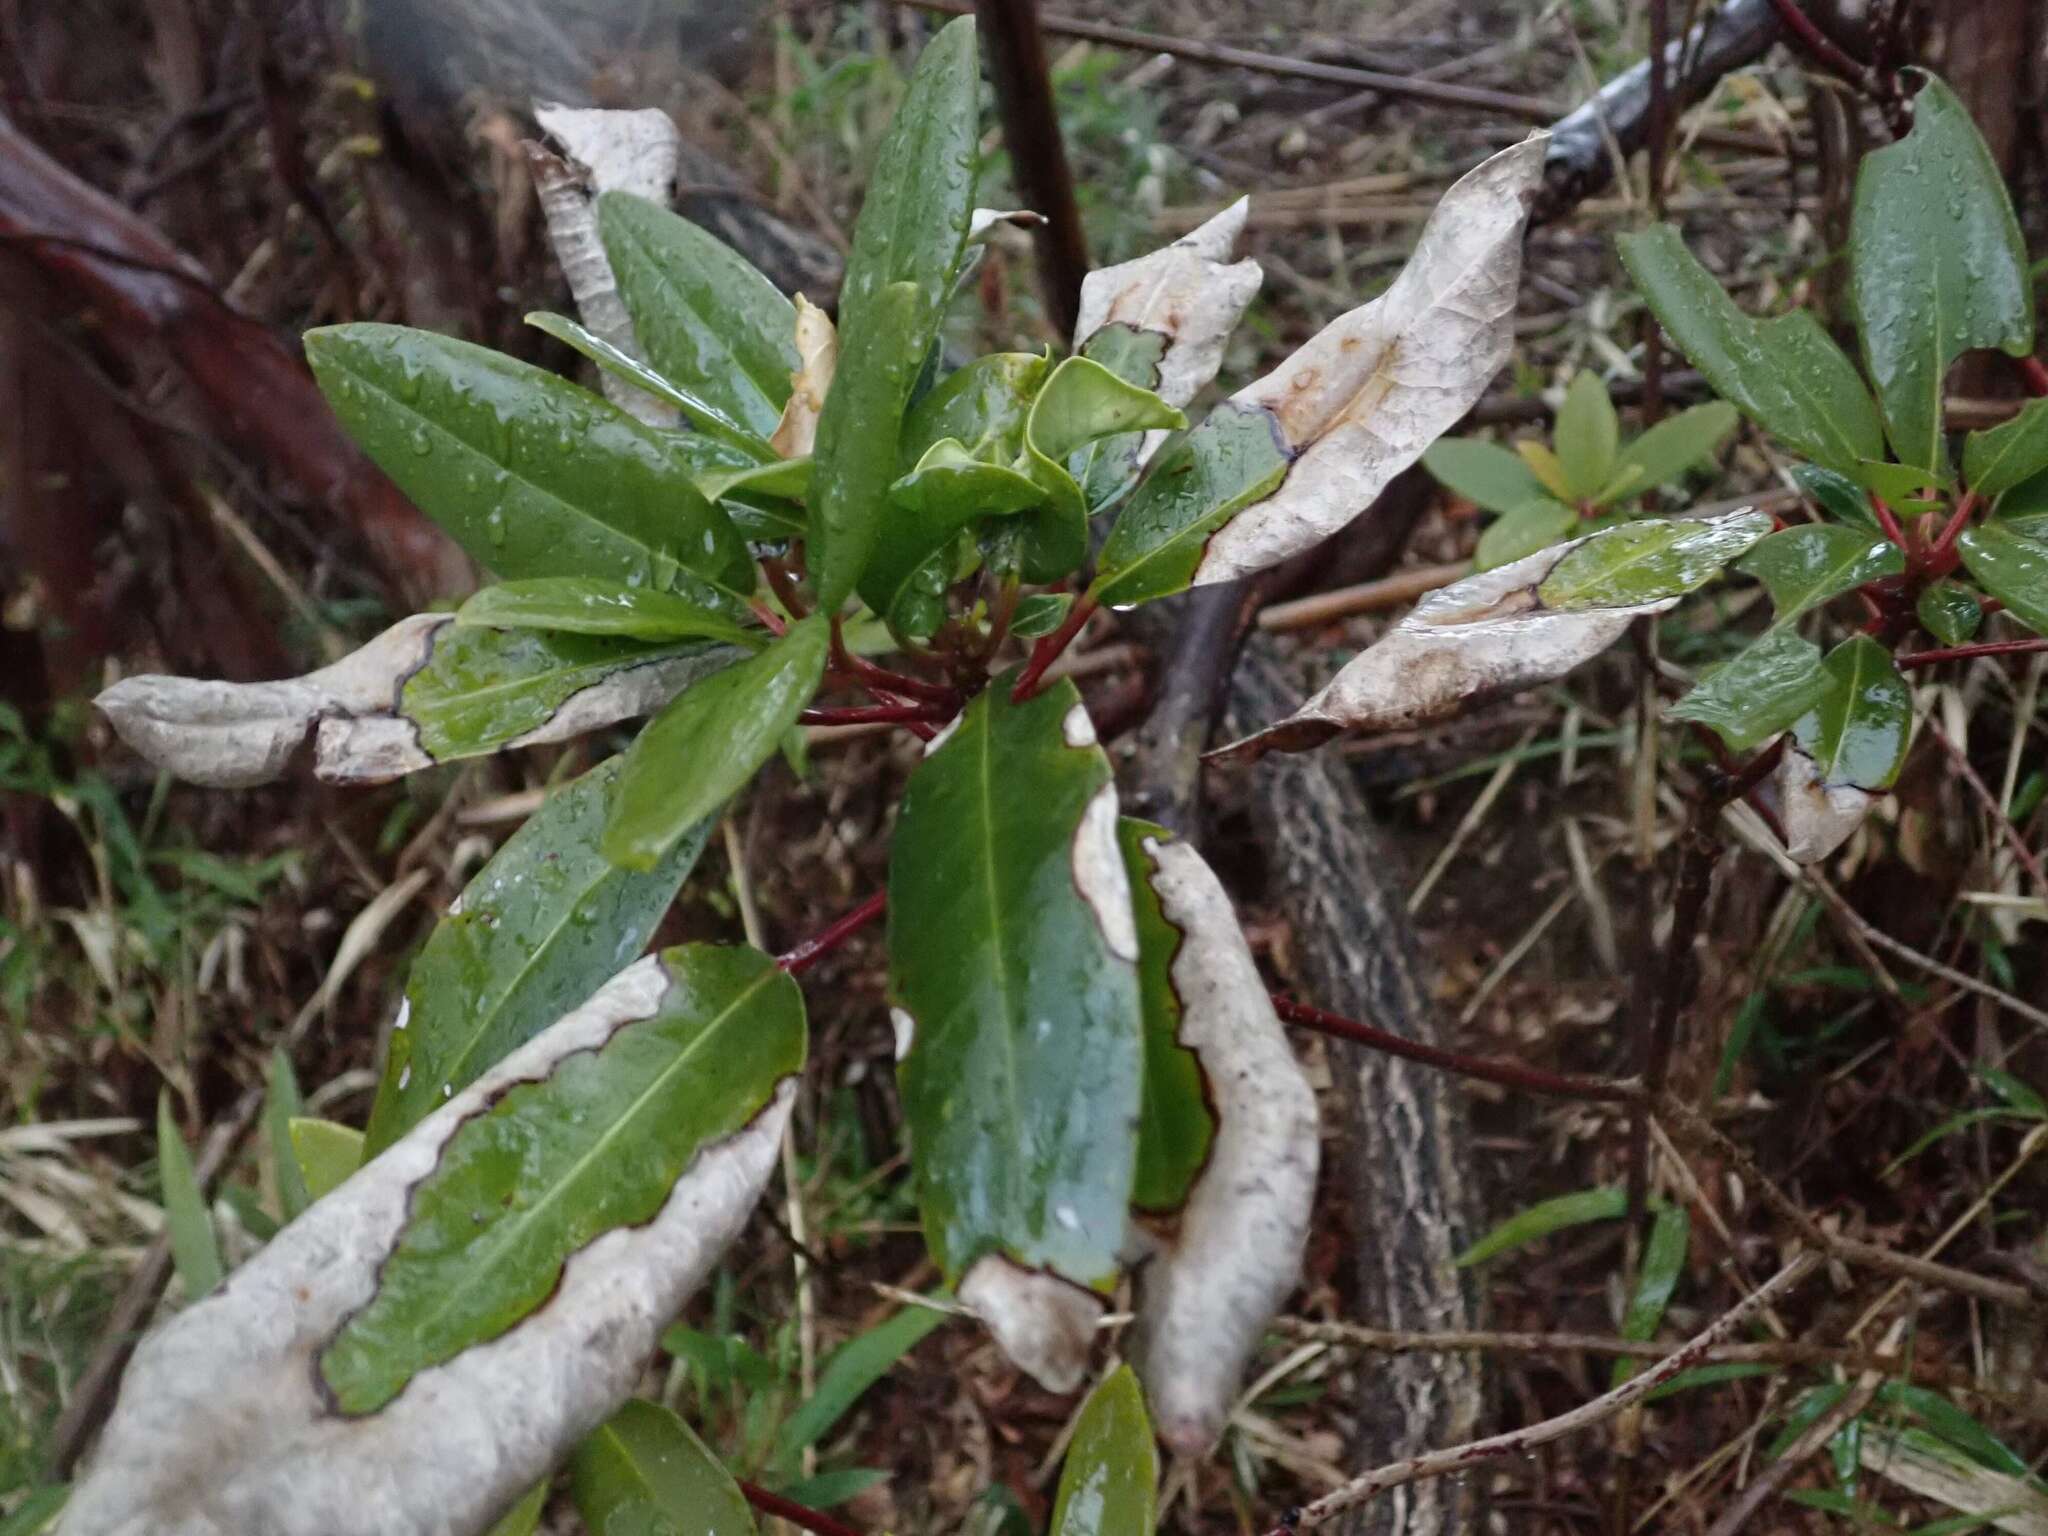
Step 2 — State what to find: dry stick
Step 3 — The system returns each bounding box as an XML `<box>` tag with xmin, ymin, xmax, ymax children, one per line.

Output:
<box><xmin>1277</xmin><ymin>1254</ymin><xmax>1821</xmax><ymax>1533</ymax></box>
<box><xmin>1256</xmin><ymin>561</ymin><xmax>1471</xmax><ymax>632</ymax></box>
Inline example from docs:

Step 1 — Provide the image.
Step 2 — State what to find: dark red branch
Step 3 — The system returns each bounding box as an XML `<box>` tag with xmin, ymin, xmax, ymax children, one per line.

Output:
<box><xmin>1011</xmin><ymin>593</ymin><xmax>1097</xmax><ymax>701</ymax></box>
<box><xmin>1272</xmin><ymin>996</ymin><xmax>1638</xmax><ymax>1104</ymax></box>
<box><xmin>2021</xmin><ymin>356</ymin><xmax>2048</xmax><ymax>398</ymax></box>
<box><xmin>778</xmin><ymin>890</ymin><xmax>887</xmax><ymax>975</ymax></box>
<box><xmin>739</xmin><ymin>1480</ymin><xmax>867</xmax><ymax>1536</ymax></box>
<box><xmin>1765</xmin><ymin>0</ymin><xmax>1873</xmax><ymax>85</ymax></box>
<box><xmin>1898</xmin><ymin>638</ymin><xmax>2048</xmax><ymax>670</ymax></box>
<box><xmin>829</xmin><ymin>619</ymin><xmax>958</xmax><ymax>704</ymax></box>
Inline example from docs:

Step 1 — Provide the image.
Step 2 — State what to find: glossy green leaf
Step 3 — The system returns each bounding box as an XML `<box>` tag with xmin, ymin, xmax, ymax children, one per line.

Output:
<box><xmin>1916</xmin><ymin>582</ymin><xmax>1983</xmax><ymax>646</ymax></box>
<box><xmin>363</xmin><ymin>758</ymin><xmax>714</xmax><ymax>1154</ymax></box>
<box><xmin>810</xmin><ymin>281</ymin><xmax>925</xmax><ymax>615</ymax></box>
<box><xmin>1852</xmin><ymin>457</ymin><xmax>1951</xmax><ymax>504</ymax></box>
<box><xmin>266</xmin><ymin>1049</ymin><xmax>311</xmax><ymax>1221</ymax></box>
<box><xmin>1792</xmin><ymin>635</ymin><xmax>1913</xmax><ymax>791</ymax></box>
<box><xmin>1072</xmin><ymin>323</ymin><xmax>1174</xmax><ymax>506</ymax></box>
<box><xmin>398</xmin><ymin>624</ymin><xmax>733</xmax><ymax>762</ymax></box>
<box><xmin>1049</xmin><ymin>1366</ymin><xmax>1158</xmax><ymax>1536</ymax></box>
<box><xmin>321</xmin><ymin>943</ymin><xmax>805</xmax><ymax>1413</ymax></box>
<box><xmin>1537</xmin><ymin>511</ymin><xmax>1772</xmax><ymax>610</ymax></box>
<box><xmin>1554</xmin><ymin>372</ymin><xmax>1618</xmax><ymax>501</ymax></box>
<box><xmin>1617</xmin><ymin>225</ymin><xmax>1884</xmax><ymax>476</ymax></box>
<box><xmin>697</xmin><ymin>456</ymin><xmax>812</xmax><ymax>505</ymax></box>
<box><xmin>1963</xmin><ymin>398</ymin><xmax>2048</xmax><ymax>498</ymax></box>
<box><xmin>482</xmin><ymin>1481</ymin><xmax>548</xmax><ymax>1536</ymax></box>
<box><xmin>523</xmin><ymin>311</ymin><xmax>773</xmax><ymax>462</ymax></box>
<box><xmin>288</xmin><ymin>1118</ymin><xmax>365</xmax><ymax>1202</ymax></box>
<box><xmin>306</xmin><ymin>324</ymin><xmax>750</xmax><ymax>603</ymax></box>
<box><xmin>1958</xmin><ymin>521</ymin><xmax>2048</xmax><ymax>635</ymax></box>
<box><xmin>770</xmin><ymin>1300</ymin><xmax>949</xmax><ymax>1470</ymax></box>
<box><xmin>1119</xmin><ymin>819</ymin><xmax>1217</xmax><ymax>1212</ymax></box>
<box><xmin>1850</xmin><ymin>73</ymin><xmax>2033</xmax><ymax>472</ymax></box>
<box><xmin>1667</xmin><ymin>630</ymin><xmax>1828</xmax><ymax>751</ymax></box>
<box><xmin>1995</xmin><ymin>466</ymin><xmax>2048</xmax><ymax>535</ymax></box>
<box><xmin>1422</xmin><ymin>437</ymin><xmax>1550</xmax><ymax>514</ymax></box>
<box><xmin>1094</xmin><ymin>402</ymin><xmax>1294</xmax><ymax>608</ymax></box>
<box><xmin>1016</xmin><ymin>356</ymin><xmax>1185</xmax><ymax>580</ymax></box>
<box><xmin>1475</xmin><ymin>497</ymin><xmax>1576</xmax><ymax>571</ymax></box>
<box><xmin>570</xmin><ymin>1398</ymin><xmax>756</xmax><ymax>1536</ymax></box>
<box><xmin>1737</xmin><ymin>524</ymin><xmax>1905</xmax><ymax>627</ymax></box>
<box><xmin>1600</xmin><ymin>401</ymin><xmax>1739</xmax><ymax>506</ymax></box>
<box><xmin>603</xmin><ymin>616</ymin><xmax>829</xmax><ymax>872</ymax></box>
<box><xmin>889</xmin><ymin>677</ymin><xmax>1142</xmax><ymax>1288</ymax></box>
<box><xmin>1611</xmin><ymin>1205</ymin><xmax>1690</xmax><ymax>1386</ymax></box>
<box><xmin>1456</xmin><ymin>1185</ymin><xmax>1626</xmax><ymax>1267</ymax></box>
<box><xmin>1012</xmin><ymin>592</ymin><xmax>1072</xmax><ymax>639</ymax></box>
<box><xmin>458</xmin><ymin>579</ymin><xmax>764</xmax><ymax>648</ymax></box>
<box><xmin>599</xmin><ymin>192</ymin><xmax>797</xmax><ymax>444</ymax></box>
<box><xmin>1791</xmin><ymin>462</ymin><xmax>1879</xmax><ymax>529</ymax></box>
<box><xmin>157</xmin><ymin>1091</ymin><xmax>222</xmax><ymax>1301</ymax></box>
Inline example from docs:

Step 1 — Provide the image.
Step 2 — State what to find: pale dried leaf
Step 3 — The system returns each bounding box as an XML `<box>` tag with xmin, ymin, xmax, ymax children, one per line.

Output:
<box><xmin>1073</xmin><ymin>197</ymin><xmax>1262</xmax><ymax>415</ymax></box>
<box><xmin>1767</xmin><ymin>743</ymin><xmax>1877</xmax><ymax>865</ymax></box>
<box><xmin>528</xmin><ymin>105</ymin><xmax>682</xmax><ymax>427</ymax></box>
<box><xmin>1127</xmin><ymin>836</ymin><xmax>1317</xmax><ymax>1455</ymax></box>
<box><xmin>958</xmin><ymin>1254</ymin><xmax>1104</xmax><ymax>1394</ymax></box>
<box><xmin>56</xmin><ymin>956</ymin><xmax>794</xmax><ymax>1536</ymax></box>
<box><xmin>1859</xmin><ymin>1428</ymin><xmax>2048</xmax><ymax>1536</ymax></box>
<box><xmin>968</xmin><ymin>207</ymin><xmax>1048</xmax><ymax>242</ymax></box>
<box><xmin>768</xmin><ymin>295</ymin><xmax>837</xmax><ymax>459</ymax></box>
<box><xmin>1193</xmin><ymin>138</ymin><xmax>1545</xmax><ymax>585</ymax></box>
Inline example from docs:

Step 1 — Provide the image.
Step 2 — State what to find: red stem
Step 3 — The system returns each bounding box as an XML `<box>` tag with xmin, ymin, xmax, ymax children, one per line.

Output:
<box><xmin>1272</xmin><ymin>996</ymin><xmax>1637</xmax><ymax>1104</ymax></box>
<box><xmin>799</xmin><ymin>703</ymin><xmax>949</xmax><ymax>727</ymax></box>
<box><xmin>1766</xmin><ymin>0</ymin><xmax>1875</xmax><ymax>85</ymax></box>
<box><xmin>739</xmin><ymin>1481</ymin><xmax>866</xmax><ymax>1536</ymax></box>
<box><xmin>777</xmin><ymin>890</ymin><xmax>887</xmax><ymax>975</ymax></box>
<box><xmin>829</xmin><ymin>618</ymin><xmax>958</xmax><ymax>704</ymax></box>
<box><xmin>1868</xmin><ymin>494</ymin><xmax>1909</xmax><ymax>550</ymax></box>
<box><xmin>2022</xmin><ymin>356</ymin><xmax>2048</xmax><ymax>398</ymax></box>
<box><xmin>1897</xmin><ymin>638</ymin><xmax>2048</xmax><ymax>670</ymax></box>
<box><xmin>1924</xmin><ymin>492</ymin><xmax>1978</xmax><ymax>575</ymax></box>
<box><xmin>1011</xmin><ymin>593</ymin><xmax>1099</xmax><ymax>702</ymax></box>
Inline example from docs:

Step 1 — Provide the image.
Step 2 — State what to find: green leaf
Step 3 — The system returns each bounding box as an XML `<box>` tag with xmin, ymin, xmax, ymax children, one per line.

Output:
<box><xmin>1668</xmin><ymin>630</ymin><xmax>1828</xmax><ymax>751</ymax></box>
<box><xmin>1916</xmin><ymin>582</ymin><xmax>1983</xmax><ymax>646</ymax></box>
<box><xmin>364</xmin><ymin>760</ymin><xmax>716</xmax><ymax>1155</ymax></box>
<box><xmin>1853</xmin><ymin>457</ymin><xmax>1953</xmax><ymax>503</ymax></box>
<box><xmin>1456</xmin><ymin>1185</ymin><xmax>1627</xmax><ymax>1267</ymax></box>
<box><xmin>1016</xmin><ymin>356</ymin><xmax>1185</xmax><ymax>580</ymax></box>
<box><xmin>483</xmin><ymin>1481</ymin><xmax>549</xmax><ymax>1536</ymax></box>
<box><xmin>1851</xmin><ymin>72</ymin><xmax>2033</xmax><ymax>472</ymax></box>
<box><xmin>1737</xmin><ymin>524</ymin><xmax>1906</xmax><ymax>627</ymax></box>
<box><xmin>1611</xmin><ymin>1206</ymin><xmax>1690</xmax><ymax>1386</ymax></box>
<box><xmin>1995</xmin><ymin>468</ymin><xmax>2048</xmax><ymax>537</ymax></box>
<box><xmin>306</xmin><ymin>324</ymin><xmax>750</xmax><ymax>604</ymax></box>
<box><xmin>1876</xmin><ymin>1384</ymin><xmax>2030</xmax><ymax>1478</ymax></box>
<box><xmin>458</xmin><ymin>579</ymin><xmax>765</xmax><ymax>648</ymax></box>
<box><xmin>321</xmin><ymin>943</ymin><xmax>805</xmax><ymax>1413</ymax></box>
<box><xmin>599</xmin><ymin>192</ymin><xmax>798</xmax><ymax>445</ymax></box>
<box><xmin>266</xmin><ymin>1049</ymin><xmax>311</xmax><ymax>1221</ymax></box>
<box><xmin>1964</xmin><ymin>398</ymin><xmax>2048</xmax><ymax>498</ymax></box>
<box><xmin>604</xmin><ymin>616</ymin><xmax>829</xmax><ymax>872</ymax></box>
<box><xmin>1517</xmin><ymin>440</ymin><xmax>1574</xmax><ymax>500</ymax></box>
<box><xmin>889</xmin><ymin>677</ymin><xmax>1142</xmax><ymax>1288</ymax></box>
<box><xmin>157</xmin><ymin>1091</ymin><xmax>222</xmax><ymax>1301</ymax></box>
<box><xmin>1093</xmin><ymin>402</ymin><xmax>1294</xmax><ymax>608</ymax></box>
<box><xmin>770</xmin><ymin>1301</ymin><xmax>949</xmax><ymax>1470</ymax></box>
<box><xmin>1049</xmin><ymin>1366</ymin><xmax>1158</xmax><ymax>1536</ymax></box>
<box><xmin>1118</xmin><ymin>819</ymin><xmax>1217</xmax><ymax>1212</ymax></box>
<box><xmin>1644</xmin><ymin>1362</ymin><xmax>1778</xmax><ymax>1403</ymax></box>
<box><xmin>1011</xmin><ymin>592</ymin><xmax>1073</xmax><ymax>639</ymax></box>
<box><xmin>570</xmin><ymin>1399</ymin><xmax>757</xmax><ymax>1536</ymax></box>
<box><xmin>1792</xmin><ymin>462</ymin><xmax>1879</xmax><ymax>529</ymax></box>
<box><xmin>288</xmin><ymin>1118</ymin><xmax>365</xmax><ymax>1202</ymax></box>
<box><xmin>523</xmin><ymin>311</ymin><xmax>774</xmax><ymax>462</ymax></box>
<box><xmin>1980</xmin><ymin>1067</ymin><xmax>2047</xmax><ymax>1116</ymax></box>
<box><xmin>1475</xmin><ymin>498</ymin><xmax>1576</xmax><ymax>571</ymax></box>
<box><xmin>1554</xmin><ymin>372</ymin><xmax>1619</xmax><ymax>501</ymax></box>
<box><xmin>1617</xmin><ymin>225</ymin><xmax>1885</xmax><ymax>476</ymax></box>
<box><xmin>1537</xmin><ymin>511</ymin><xmax>1773</xmax><ymax>609</ymax></box>
<box><xmin>1422</xmin><ymin>438</ymin><xmax>1551</xmax><ymax>514</ymax></box>
<box><xmin>1792</xmin><ymin>635</ymin><xmax>1913</xmax><ymax>791</ymax></box>
<box><xmin>697</xmin><ymin>456</ymin><xmax>812</xmax><ymax>505</ymax></box>
<box><xmin>0</xmin><ymin>1487</ymin><xmax>67</xmax><ymax>1536</ymax></box>
<box><xmin>1959</xmin><ymin>521</ymin><xmax>2048</xmax><ymax>635</ymax></box>
<box><xmin>1768</xmin><ymin>1383</ymin><xmax>1851</xmax><ymax>1459</ymax></box>
<box><xmin>1600</xmin><ymin>401</ymin><xmax>1739</xmax><ymax>506</ymax></box>
<box><xmin>397</xmin><ymin>624</ymin><xmax>733</xmax><ymax>764</ymax></box>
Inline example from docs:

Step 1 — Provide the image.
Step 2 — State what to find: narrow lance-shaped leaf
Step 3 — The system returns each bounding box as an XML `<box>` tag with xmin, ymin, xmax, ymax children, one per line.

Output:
<box><xmin>306</xmin><ymin>324</ymin><xmax>751</xmax><ymax>604</ymax></box>
<box><xmin>98</xmin><ymin>615</ymin><xmax>739</xmax><ymax>788</ymax></box>
<box><xmin>1668</xmin><ymin>631</ymin><xmax>1828</xmax><ymax>752</ymax></box>
<box><xmin>1600</xmin><ymin>401</ymin><xmax>1739</xmax><ymax>505</ymax></box>
<box><xmin>1618</xmin><ymin>224</ymin><xmax>1885</xmax><ymax>477</ymax></box>
<box><xmin>1958</xmin><ymin>521</ymin><xmax>2048</xmax><ymax>636</ymax></box>
<box><xmin>57</xmin><ymin>946</ymin><xmax>802</xmax><ymax>1536</ymax></box>
<box><xmin>525</xmin><ymin>309</ymin><xmax>773</xmax><ymax>459</ymax></box>
<box><xmin>363</xmin><ymin>756</ymin><xmax>716</xmax><ymax>1155</ymax></box>
<box><xmin>1737</xmin><ymin>524</ymin><xmax>1905</xmax><ymax>628</ymax></box>
<box><xmin>1422</xmin><ymin>437</ymin><xmax>1550</xmax><ymax>515</ymax></box>
<box><xmin>1772</xmin><ymin>634</ymin><xmax>1911</xmax><ymax>864</ymax></box>
<box><xmin>527</xmin><ymin>105</ymin><xmax>681</xmax><ymax>427</ymax></box>
<box><xmin>265</xmin><ymin>1049</ymin><xmax>311</xmax><ymax>1223</ymax></box>
<box><xmin>1095</xmin><ymin>137</ymin><xmax>1546</xmax><ymax>604</ymax></box>
<box><xmin>1850</xmin><ymin>72</ymin><xmax>2033</xmax><ymax>472</ymax></box>
<box><xmin>157</xmin><ymin>1092</ymin><xmax>222</xmax><ymax>1302</ymax></box>
<box><xmin>457</xmin><ymin>578</ymin><xmax>765</xmax><ymax>648</ymax></box>
<box><xmin>603</xmin><ymin>615</ymin><xmax>830</xmax><ymax>872</ymax></box>
<box><xmin>1122</xmin><ymin>829</ymin><xmax>1317</xmax><ymax>1456</ymax></box>
<box><xmin>570</xmin><ymin>1399</ymin><xmax>756</xmax><ymax>1536</ymax></box>
<box><xmin>1217</xmin><ymin>509</ymin><xmax>1771</xmax><ymax>760</ymax></box>
<box><xmin>1456</xmin><ymin>1186</ymin><xmax>1627</xmax><ymax>1267</ymax></box>
<box><xmin>1049</xmin><ymin>1366</ymin><xmax>1158</xmax><ymax>1536</ymax></box>
<box><xmin>770</xmin><ymin>1301</ymin><xmax>950</xmax><ymax>1473</ymax></box>
<box><xmin>289</xmin><ymin>1118</ymin><xmax>365</xmax><ymax>1203</ymax></box>
<box><xmin>1553</xmin><ymin>372</ymin><xmax>1618</xmax><ymax>501</ymax></box>
<box><xmin>888</xmin><ymin>683</ymin><xmax>1142</xmax><ymax>1391</ymax></box>
<box><xmin>1612</xmin><ymin>1206</ymin><xmax>1690</xmax><ymax>1385</ymax></box>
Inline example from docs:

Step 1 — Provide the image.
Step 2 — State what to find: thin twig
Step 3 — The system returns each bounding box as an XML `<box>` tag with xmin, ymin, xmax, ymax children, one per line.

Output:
<box><xmin>739</xmin><ymin>1479</ymin><xmax>867</xmax><ymax>1536</ymax></box>
<box><xmin>778</xmin><ymin>891</ymin><xmax>888</xmax><ymax>977</ymax></box>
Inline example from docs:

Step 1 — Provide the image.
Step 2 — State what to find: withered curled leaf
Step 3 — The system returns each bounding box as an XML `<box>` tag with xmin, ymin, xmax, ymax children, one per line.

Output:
<box><xmin>1214</xmin><ymin>509</ymin><xmax>1771</xmax><ymax>760</ymax></box>
<box><xmin>1768</xmin><ymin>745</ymin><xmax>1878</xmax><ymax>866</ymax></box>
<box><xmin>768</xmin><ymin>294</ymin><xmax>837</xmax><ymax>460</ymax></box>
<box><xmin>57</xmin><ymin>951</ymin><xmax>798</xmax><ymax>1536</ymax></box>
<box><xmin>1124</xmin><ymin>832</ymin><xmax>1318</xmax><ymax>1456</ymax></box>
<box><xmin>1192</xmin><ymin>137</ymin><xmax>1545</xmax><ymax>585</ymax></box>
